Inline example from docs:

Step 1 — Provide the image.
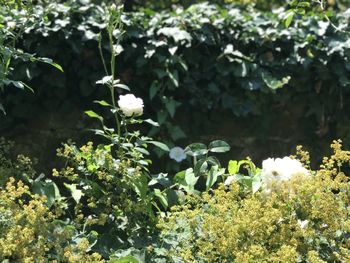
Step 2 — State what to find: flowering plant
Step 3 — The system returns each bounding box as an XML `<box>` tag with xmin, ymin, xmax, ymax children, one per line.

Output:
<box><xmin>117</xmin><ymin>94</ymin><xmax>144</xmax><ymax>117</ymax></box>
<box><xmin>156</xmin><ymin>140</ymin><xmax>350</xmax><ymax>262</ymax></box>
<box><xmin>261</xmin><ymin>156</ymin><xmax>309</xmax><ymax>193</ymax></box>
<box><xmin>52</xmin><ymin>4</ymin><xmax>171</xmax><ymax>258</ymax></box>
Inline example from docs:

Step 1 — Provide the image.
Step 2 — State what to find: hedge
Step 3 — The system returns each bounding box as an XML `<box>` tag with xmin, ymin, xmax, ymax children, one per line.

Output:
<box><xmin>2</xmin><ymin>1</ymin><xmax>350</xmax><ymax>162</ymax></box>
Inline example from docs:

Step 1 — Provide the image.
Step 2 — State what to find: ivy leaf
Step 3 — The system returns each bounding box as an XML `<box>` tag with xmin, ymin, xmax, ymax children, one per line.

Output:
<box><xmin>164</xmin><ymin>98</ymin><xmax>181</xmax><ymax>118</ymax></box>
<box><xmin>0</xmin><ymin>103</ymin><xmax>5</xmax><ymax>115</ymax></box>
<box><xmin>149</xmin><ymin>81</ymin><xmax>159</xmax><ymax>99</ymax></box>
<box><xmin>168</xmin><ymin>125</ymin><xmax>186</xmax><ymax>140</ymax></box>
<box><xmin>167</xmin><ymin>70</ymin><xmax>179</xmax><ymax>87</ymax></box>
<box><xmin>262</xmin><ymin>72</ymin><xmax>291</xmax><ymax>90</ymax></box>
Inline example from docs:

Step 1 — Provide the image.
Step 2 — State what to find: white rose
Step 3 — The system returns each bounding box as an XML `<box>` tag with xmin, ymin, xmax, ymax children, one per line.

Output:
<box><xmin>261</xmin><ymin>157</ymin><xmax>308</xmax><ymax>192</ymax></box>
<box><xmin>7</xmin><ymin>21</ymin><xmax>16</xmax><ymax>29</ymax></box>
<box><xmin>169</xmin><ymin>147</ymin><xmax>186</xmax><ymax>163</ymax></box>
<box><xmin>117</xmin><ymin>94</ymin><xmax>144</xmax><ymax>117</ymax></box>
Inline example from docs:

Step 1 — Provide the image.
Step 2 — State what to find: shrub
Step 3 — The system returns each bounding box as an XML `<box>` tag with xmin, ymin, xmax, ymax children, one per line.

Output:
<box><xmin>157</xmin><ymin>141</ymin><xmax>350</xmax><ymax>262</ymax></box>
<box><xmin>2</xmin><ymin>1</ymin><xmax>350</xmax><ymax>159</ymax></box>
<box><xmin>0</xmin><ymin>137</ymin><xmax>36</xmax><ymax>187</ymax></box>
<box><xmin>0</xmin><ymin>177</ymin><xmax>104</xmax><ymax>262</ymax></box>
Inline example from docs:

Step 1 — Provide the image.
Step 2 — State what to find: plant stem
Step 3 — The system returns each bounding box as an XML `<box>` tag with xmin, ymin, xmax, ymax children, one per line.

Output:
<box><xmin>108</xmin><ymin>9</ymin><xmax>122</xmax><ymax>139</ymax></box>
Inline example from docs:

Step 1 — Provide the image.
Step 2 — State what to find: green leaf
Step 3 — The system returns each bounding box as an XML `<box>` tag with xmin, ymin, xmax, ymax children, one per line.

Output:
<box><xmin>144</xmin><ymin>119</ymin><xmax>159</xmax><ymax>127</ymax></box>
<box><xmin>184</xmin><ymin>168</ymin><xmax>198</xmax><ymax>187</ymax></box>
<box><xmin>194</xmin><ymin>158</ymin><xmax>208</xmax><ymax>176</ymax></box>
<box><xmin>64</xmin><ymin>183</ymin><xmax>83</xmax><ymax>203</ymax></box>
<box><xmin>113</xmin><ymin>256</ymin><xmax>139</xmax><ymax>263</ymax></box>
<box><xmin>206</xmin><ymin>165</ymin><xmax>224</xmax><ymax>190</ymax></box>
<box><xmin>154</xmin><ymin>189</ymin><xmax>168</xmax><ymax>209</ymax></box>
<box><xmin>94</xmin><ymin>100</ymin><xmax>111</xmax><ymax>107</ymax></box>
<box><xmin>0</xmin><ymin>103</ymin><xmax>5</xmax><ymax>115</ymax></box>
<box><xmin>284</xmin><ymin>11</ymin><xmax>295</xmax><ymax>28</ymax></box>
<box><xmin>168</xmin><ymin>70</ymin><xmax>179</xmax><ymax>87</ymax></box>
<box><xmin>32</xmin><ymin>180</ymin><xmax>61</xmax><ymax>208</ymax></box>
<box><xmin>262</xmin><ymin>72</ymin><xmax>291</xmax><ymax>90</ymax></box>
<box><xmin>164</xmin><ymin>98</ymin><xmax>180</xmax><ymax>118</ymax></box>
<box><xmin>252</xmin><ymin>174</ymin><xmax>262</xmax><ymax>194</ymax></box>
<box><xmin>184</xmin><ymin>143</ymin><xmax>208</xmax><ymax>156</ymax></box>
<box><xmin>85</xmin><ymin>110</ymin><xmax>103</xmax><ymax>122</ymax></box>
<box><xmin>175</xmin><ymin>169</ymin><xmax>200</xmax><ymax>195</ymax></box>
<box><xmin>228</xmin><ymin>160</ymin><xmax>239</xmax><ymax>175</ymax></box>
<box><xmin>148</xmin><ymin>141</ymin><xmax>169</xmax><ymax>151</ymax></box>
<box><xmin>149</xmin><ymin>81</ymin><xmax>159</xmax><ymax>100</ymax></box>
<box><xmin>174</xmin><ymin>170</ymin><xmax>186</xmax><ymax>182</ymax></box>
<box><xmin>169</xmin><ymin>125</ymin><xmax>186</xmax><ymax>140</ymax></box>
<box><xmin>114</xmin><ymin>83</ymin><xmax>130</xmax><ymax>91</ymax></box>
<box><xmin>38</xmin><ymin>57</ymin><xmax>64</xmax><ymax>72</ymax></box>
<box><xmin>208</xmin><ymin>140</ymin><xmax>230</xmax><ymax>153</ymax></box>
<box><xmin>207</xmin><ymin>156</ymin><xmax>221</xmax><ymax>166</ymax></box>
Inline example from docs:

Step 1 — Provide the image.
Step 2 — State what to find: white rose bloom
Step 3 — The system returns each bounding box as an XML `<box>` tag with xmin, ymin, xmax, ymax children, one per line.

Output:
<box><xmin>7</xmin><ymin>21</ymin><xmax>16</xmax><ymax>29</ymax></box>
<box><xmin>261</xmin><ymin>157</ymin><xmax>308</xmax><ymax>192</ymax></box>
<box><xmin>117</xmin><ymin>94</ymin><xmax>144</xmax><ymax>117</ymax></box>
<box><xmin>169</xmin><ymin>147</ymin><xmax>186</xmax><ymax>162</ymax></box>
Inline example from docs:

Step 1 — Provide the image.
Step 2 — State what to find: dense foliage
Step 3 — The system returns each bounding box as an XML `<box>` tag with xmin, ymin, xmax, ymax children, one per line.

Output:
<box><xmin>1</xmin><ymin>1</ymin><xmax>350</xmax><ymax>262</ymax></box>
<box><xmin>1</xmin><ymin>1</ymin><xmax>350</xmax><ymax>157</ymax></box>
<box><xmin>158</xmin><ymin>141</ymin><xmax>350</xmax><ymax>262</ymax></box>
<box><xmin>0</xmin><ymin>0</ymin><xmax>62</xmax><ymax>113</ymax></box>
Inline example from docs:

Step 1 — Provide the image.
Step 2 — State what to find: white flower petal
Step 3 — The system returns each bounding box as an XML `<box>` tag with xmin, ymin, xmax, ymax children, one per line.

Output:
<box><xmin>118</xmin><ymin>94</ymin><xmax>144</xmax><ymax>117</ymax></box>
<box><xmin>261</xmin><ymin>156</ymin><xmax>309</xmax><ymax>193</ymax></box>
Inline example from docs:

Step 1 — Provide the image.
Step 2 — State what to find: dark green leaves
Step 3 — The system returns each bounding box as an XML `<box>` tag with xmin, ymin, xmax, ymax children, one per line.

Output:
<box><xmin>32</xmin><ymin>179</ymin><xmax>61</xmax><ymax>208</ymax></box>
<box><xmin>184</xmin><ymin>143</ymin><xmax>208</xmax><ymax>156</ymax></box>
<box><xmin>185</xmin><ymin>140</ymin><xmax>230</xmax><ymax>156</ymax></box>
<box><xmin>37</xmin><ymin>57</ymin><xmax>63</xmax><ymax>72</ymax></box>
<box><xmin>261</xmin><ymin>72</ymin><xmax>291</xmax><ymax>90</ymax></box>
<box><xmin>208</xmin><ymin>140</ymin><xmax>230</xmax><ymax>153</ymax></box>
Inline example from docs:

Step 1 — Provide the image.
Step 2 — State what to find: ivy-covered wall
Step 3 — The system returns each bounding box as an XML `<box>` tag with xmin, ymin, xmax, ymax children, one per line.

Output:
<box><xmin>2</xmin><ymin>1</ymin><xmax>350</xmax><ymax>168</ymax></box>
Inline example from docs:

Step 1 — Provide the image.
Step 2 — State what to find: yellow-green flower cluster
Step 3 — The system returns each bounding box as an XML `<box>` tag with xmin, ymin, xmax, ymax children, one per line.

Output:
<box><xmin>0</xmin><ymin>178</ymin><xmax>104</xmax><ymax>262</ymax></box>
<box><xmin>158</xmin><ymin>140</ymin><xmax>350</xmax><ymax>262</ymax></box>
